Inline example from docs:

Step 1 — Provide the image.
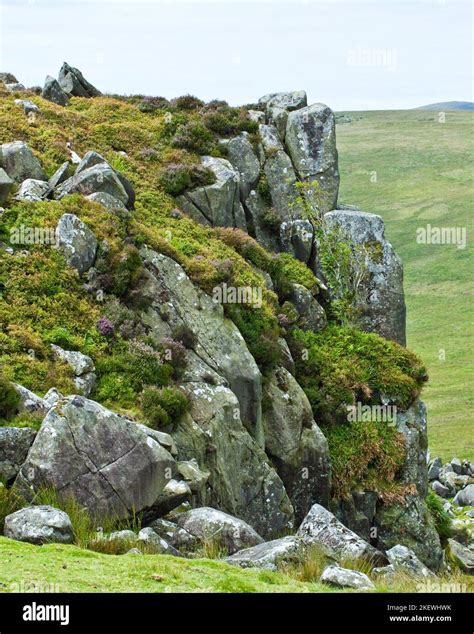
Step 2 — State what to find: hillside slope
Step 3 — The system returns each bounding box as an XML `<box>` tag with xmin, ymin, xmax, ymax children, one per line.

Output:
<box><xmin>337</xmin><ymin>110</ymin><xmax>474</xmax><ymax>461</ymax></box>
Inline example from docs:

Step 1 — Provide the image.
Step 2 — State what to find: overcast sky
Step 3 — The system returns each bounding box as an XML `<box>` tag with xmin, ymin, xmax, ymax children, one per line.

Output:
<box><xmin>0</xmin><ymin>0</ymin><xmax>472</xmax><ymax>110</ymax></box>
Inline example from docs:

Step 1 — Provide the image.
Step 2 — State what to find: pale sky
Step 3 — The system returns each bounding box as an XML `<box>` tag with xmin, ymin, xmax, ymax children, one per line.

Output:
<box><xmin>0</xmin><ymin>0</ymin><xmax>472</xmax><ymax>110</ymax></box>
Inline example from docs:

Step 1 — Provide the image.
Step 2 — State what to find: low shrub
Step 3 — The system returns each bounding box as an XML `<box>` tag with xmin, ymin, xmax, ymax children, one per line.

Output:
<box><xmin>0</xmin><ymin>376</ymin><xmax>20</xmax><ymax>418</ymax></box>
<box><xmin>141</xmin><ymin>385</ymin><xmax>189</xmax><ymax>429</ymax></box>
<box><xmin>172</xmin><ymin>120</ymin><xmax>215</xmax><ymax>154</ymax></box>
<box><xmin>426</xmin><ymin>489</ymin><xmax>454</xmax><ymax>542</ymax></box>
<box><xmin>0</xmin><ymin>484</ymin><xmax>25</xmax><ymax>534</ymax></box>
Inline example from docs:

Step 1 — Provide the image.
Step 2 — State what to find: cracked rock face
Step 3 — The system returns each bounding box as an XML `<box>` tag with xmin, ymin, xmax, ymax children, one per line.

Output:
<box><xmin>0</xmin><ymin>427</ymin><xmax>37</xmax><ymax>483</ymax></box>
<box><xmin>14</xmin><ymin>396</ymin><xmax>179</xmax><ymax>519</ymax></box>
<box><xmin>56</xmin><ymin>213</ymin><xmax>97</xmax><ymax>274</ymax></box>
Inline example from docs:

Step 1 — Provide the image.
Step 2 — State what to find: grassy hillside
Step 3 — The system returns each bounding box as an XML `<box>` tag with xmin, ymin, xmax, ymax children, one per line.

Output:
<box><xmin>337</xmin><ymin>110</ymin><xmax>474</xmax><ymax>461</ymax></box>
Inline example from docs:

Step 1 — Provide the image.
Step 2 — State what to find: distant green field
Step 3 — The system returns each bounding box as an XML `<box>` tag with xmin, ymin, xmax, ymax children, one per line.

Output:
<box><xmin>337</xmin><ymin>110</ymin><xmax>474</xmax><ymax>461</ymax></box>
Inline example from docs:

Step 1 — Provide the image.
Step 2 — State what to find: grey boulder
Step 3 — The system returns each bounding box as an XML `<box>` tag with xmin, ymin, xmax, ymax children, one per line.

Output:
<box><xmin>453</xmin><ymin>484</ymin><xmax>474</xmax><ymax>507</ymax></box>
<box><xmin>55</xmin><ymin>163</ymin><xmax>129</xmax><ymax>206</ymax></box>
<box><xmin>41</xmin><ymin>76</ymin><xmax>69</xmax><ymax>106</ymax></box>
<box><xmin>15</xmin><ymin>99</ymin><xmax>40</xmax><ymax>115</ymax></box>
<box><xmin>15</xmin><ymin>179</ymin><xmax>49</xmax><ymax>202</ymax></box>
<box><xmin>175</xmin><ymin>507</ymin><xmax>264</xmax><ymax>555</ymax></box>
<box><xmin>86</xmin><ymin>192</ymin><xmax>127</xmax><ymax>213</ymax></box>
<box><xmin>320</xmin><ymin>565</ymin><xmax>375</xmax><ymax>590</ymax></box>
<box><xmin>14</xmin><ymin>396</ymin><xmax>179</xmax><ymax>519</ymax></box>
<box><xmin>4</xmin><ymin>505</ymin><xmax>73</xmax><ymax>545</ymax></box>
<box><xmin>448</xmin><ymin>539</ymin><xmax>474</xmax><ymax>574</ymax></box>
<box><xmin>386</xmin><ymin>544</ymin><xmax>434</xmax><ymax>578</ymax></box>
<box><xmin>297</xmin><ymin>503</ymin><xmax>386</xmax><ymax>564</ymax></box>
<box><xmin>289</xmin><ymin>283</ymin><xmax>327</xmax><ymax>332</ymax></box>
<box><xmin>0</xmin><ymin>141</ymin><xmax>46</xmax><ymax>183</ymax></box>
<box><xmin>58</xmin><ymin>62</ymin><xmax>101</xmax><ymax>98</ymax></box>
<box><xmin>56</xmin><ymin>213</ymin><xmax>97</xmax><ymax>274</ymax></box>
<box><xmin>226</xmin><ymin>536</ymin><xmax>301</xmax><ymax>571</ymax></box>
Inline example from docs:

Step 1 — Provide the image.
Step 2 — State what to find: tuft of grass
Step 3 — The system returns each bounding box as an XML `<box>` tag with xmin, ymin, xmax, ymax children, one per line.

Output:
<box><xmin>0</xmin><ymin>484</ymin><xmax>25</xmax><ymax>534</ymax></box>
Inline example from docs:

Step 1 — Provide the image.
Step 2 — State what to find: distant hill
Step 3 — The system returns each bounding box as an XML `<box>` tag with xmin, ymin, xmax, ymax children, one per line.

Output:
<box><xmin>415</xmin><ymin>101</ymin><xmax>474</xmax><ymax>111</ymax></box>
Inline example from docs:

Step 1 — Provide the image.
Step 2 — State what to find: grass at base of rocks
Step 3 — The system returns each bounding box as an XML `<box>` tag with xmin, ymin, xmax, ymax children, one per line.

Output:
<box><xmin>0</xmin><ymin>537</ymin><xmax>329</xmax><ymax>593</ymax></box>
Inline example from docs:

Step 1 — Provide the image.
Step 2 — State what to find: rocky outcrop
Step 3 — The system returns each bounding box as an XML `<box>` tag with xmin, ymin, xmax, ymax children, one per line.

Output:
<box><xmin>58</xmin><ymin>62</ymin><xmax>101</xmax><ymax>98</ymax></box>
<box><xmin>324</xmin><ymin>208</ymin><xmax>406</xmax><ymax>345</ymax></box>
<box><xmin>386</xmin><ymin>544</ymin><xmax>434</xmax><ymax>578</ymax></box>
<box><xmin>14</xmin><ymin>396</ymin><xmax>182</xmax><ymax>520</ymax></box>
<box><xmin>4</xmin><ymin>506</ymin><xmax>74</xmax><ymax>545</ymax></box>
<box><xmin>262</xmin><ymin>366</ymin><xmax>331</xmax><ymax>522</ymax></box>
<box><xmin>15</xmin><ymin>178</ymin><xmax>49</xmax><ymax>202</ymax></box>
<box><xmin>285</xmin><ymin>103</ymin><xmax>339</xmax><ymax>212</ymax></box>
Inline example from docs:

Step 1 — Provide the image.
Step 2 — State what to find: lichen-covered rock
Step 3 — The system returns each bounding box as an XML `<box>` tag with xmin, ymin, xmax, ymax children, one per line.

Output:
<box><xmin>0</xmin><ymin>141</ymin><xmax>46</xmax><ymax>183</ymax></box>
<box><xmin>86</xmin><ymin>192</ymin><xmax>127</xmax><ymax>213</ymax></box>
<box><xmin>262</xmin><ymin>366</ymin><xmax>330</xmax><ymax>522</ymax></box>
<box><xmin>448</xmin><ymin>539</ymin><xmax>474</xmax><ymax>574</ymax></box>
<box><xmin>137</xmin><ymin>527</ymin><xmax>182</xmax><ymax>556</ymax></box>
<box><xmin>263</xmin><ymin>147</ymin><xmax>303</xmax><ymax>220</ymax></box>
<box><xmin>176</xmin><ymin>459</ymin><xmax>210</xmax><ymax>493</ymax></box>
<box><xmin>4</xmin><ymin>505</ymin><xmax>73</xmax><ymax>545</ymax></box>
<box><xmin>279</xmin><ymin>219</ymin><xmax>314</xmax><ymax>263</ymax></box>
<box><xmin>386</xmin><ymin>544</ymin><xmax>435</xmax><ymax>577</ymax></box>
<box><xmin>324</xmin><ymin>208</ymin><xmax>406</xmax><ymax>345</ymax></box>
<box><xmin>175</xmin><ymin>507</ymin><xmax>264</xmax><ymax>554</ymax></box>
<box><xmin>226</xmin><ymin>536</ymin><xmax>301</xmax><ymax>570</ymax></box>
<box><xmin>55</xmin><ymin>164</ymin><xmax>129</xmax><ymax>206</ymax></box>
<box><xmin>222</xmin><ymin>133</ymin><xmax>260</xmax><ymax>199</ymax></box>
<box><xmin>14</xmin><ymin>396</ymin><xmax>179</xmax><ymax>519</ymax></box>
<box><xmin>15</xmin><ymin>99</ymin><xmax>40</xmax><ymax>115</ymax></box>
<box><xmin>285</xmin><ymin>103</ymin><xmax>339</xmax><ymax>212</ymax></box>
<box><xmin>0</xmin><ymin>427</ymin><xmax>37</xmax><ymax>483</ymax></box>
<box><xmin>48</xmin><ymin>162</ymin><xmax>70</xmax><ymax>189</ymax></box>
<box><xmin>15</xmin><ymin>179</ymin><xmax>49</xmax><ymax>202</ymax></box>
<box><xmin>146</xmin><ymin>518</ymin><xmax>197</xmax><ymax>551</ymax></box>
<box><xmin>50</xmin><ymin>345</ymin><xmax>94</xmax><ymax>376</ymax></box>
<box><xmin>56</xmin><ymin>213</ymin><xmax>97</xmax><ymax>274</ymax></box>
<box><xmin>12</xmin><ymin>383</ymin><xmax>49</xmax><ymax>415</ymax></box>
<box><xmin>58</xmin><ymin>62</ymin><xmax>101</xmax><ymax>98</ymax></box>
<box><xmin>42</xmin><ymin>75</ymin><xmax>69</xmax><ymax>106</ymax></box>
<box><xmin>333</xmin><ymin>490</ymin><xmax>378</xmax><ymax>543</ymax></box>
<box><xmin>177</xmin><ymin>156</ymin><xmax>246</xmax><ymax>230</ymax></box>
<box><xmin>297</xmin><ymin>503</ymin><xmax>386</xmax><ymax>564</ymax></box>
<box><xmin>428</xmin><ymin>457</ymin><xmax>443</xmax><ymax>481</ymax></box>
<box><xmin>320</xmin><ymin>565</ymin><xmax>375</xmax><ymax>590</ymax></box>
<box><xmin>375</xmin><ymin>495</ymin><xmax>443</xmax><ymax>571</ymax></box>
<box><xmin>264</xmin><ymin>91</ymin><xmax>308</xmax><ymax>112</ymax></box>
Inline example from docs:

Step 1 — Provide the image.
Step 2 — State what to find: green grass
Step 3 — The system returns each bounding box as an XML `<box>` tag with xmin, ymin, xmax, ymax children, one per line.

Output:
<box><xmin>337</xmin><ymin>110</ymin><xmax>474</xmax><ymax>461</ymax></box>
<box><xmin>0</xmin><ymin>537</ymin><xmax>329</xmax><ymax>593</ymax></box>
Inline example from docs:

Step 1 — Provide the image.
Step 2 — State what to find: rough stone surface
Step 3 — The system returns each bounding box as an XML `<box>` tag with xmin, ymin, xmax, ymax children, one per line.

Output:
<box><xmin>320</xmin><ymin>565</ymin><xmax>375</xmax><ymax>590</ymax></box>
<box><xmin>15</xmin><ymin>99</ymin><xmax>40</xmax><ymax>115</ymax></box>
<box><xmin>137</xmin><ymin>527</ymin><xmax>182</xmax><ymax>556</ymax></box>
<box><xmin>50</xmin><ymin>345</ymin><xmax>94</xmax><ymax>376</ymax></box>
<box><xmin>428</xmin><ymin>457</ymin><xmax>443</xmax><ymax>481</ymax></box>
<box><xmin>386</xmin><ymin>544</ymin><xmax>434</xmax><ymax>578</ymax></box>
<box><xmin>226</xmin><ymin>536</ymin><xmax>301</xmax><ymax>570</ymax></box>
<box><xmin>375</xmin><ymin>495</ymin><xmax>443</xmax><ymax>571</ymax></box>
<box><xmin>177</xmin><ymin>156</ymin><xmax>246</xmax><ymax>230</ymax></box>
<box><xmin>55</xmin><ymin>164</ymin><xmax>129</xmax><ymax>206</ymax></box>
<box><xmin>42</xmin><ymin>76</ymin><xmax>69</xmax><ymax>106</ymax></box>
<box><xmin>4</xmin><ymin>506</ymin><xmax>73</xmax><ymax>545</ymax></box>
<box><xmin>324</xmin><ymin>208</ymin><xmax>406</xmax><ymax>345</ymax></box>
<box><xmin>448</xmin><ymin>539</ymin><xmax>474</xmax><ymax>574</ymax></box>
<box><xmin>0</xmin><ymin>427</ymin><xmax>37</xmax><ymax>483</ymax></box>
<box><xmin>12</xmin><ymin>383</ymin><xmax>49</xmax><ymax>416</ymax></box>
<box><xmin>56</xmin><ymin>213</ymin><xmax>97</xmax><ymax>274</ymax></box>
<box><xmin>297</xmin><ymin>504</ymin><xmax>386</xmax><ymax>564</ymax></box>
<box><xmin>86</xmin><ymin>192</ymin><xmax>127</xmax><ymax>213</ymax></box>
<box><xmin>453</xmin><ymin>485</ymin><xmax>474</xmax><ymax>507</ymax></box>
<box><xmin>14</xmin><ymin>396</ymin><xmax>179</xmax><ymax>519</ymax></box>
<box><xmin>262</xmin><ymin>366</ymin><xmax>330</xmax><ymax>522</ymax></box>
<box><xmin>222</xmin><ymin>133</ymin><xmax>260</xmax><ymax>199</ymax></box>
<box><xmin>0</xmin><ymin>141</ymin><xmax>46</xmax><ymax>183</ymax></box>
<box><xmin>175</xmin><ymin>507</ymin><xmax>264</xmax><ymax>554</ymax></box>
<box><xmin>58</xmin><ymin>63</ymin><xmax>101</xmax><ymax>98</ymax></box>
<box><xmin>431</xmin><ymin>480</ymin><xmax>450</xmax><ymax>498</ymax></box>
<box><xmin>279</xmin><ymin>219</ymin><xmax>314</xmax><ymax>263</ymax></box>
<box><xmin>289</xmin><ymin>284</ymin><xmax>327</xmax><ymax>332</ymax></box>
<box><xmin>14</xmin><ymin>179</ymin><xmax>49</xmax><ymax>202</ymax></box>
<box><xmin>395</xmin><ymin>400</ymin><xmax>428</xmax><ymax>496</ymax></box>
<box><xmin>48</xmin><ymin>162</ymin><xmax>70</xmax><ymax>190</ymax></box>
<box><xmin>285</xmin><ymin>103</ymin><xmax>339</xmax><ymax>212</ymax></box>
